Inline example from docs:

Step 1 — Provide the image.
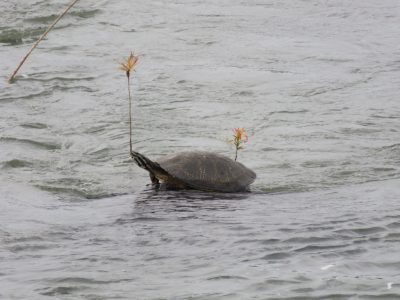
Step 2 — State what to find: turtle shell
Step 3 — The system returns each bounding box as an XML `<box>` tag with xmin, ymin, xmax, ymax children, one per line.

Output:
<box><xmin>156</xmin><ymin>151</ymin><xmax>256</xmax><ymax>192</ymax></box>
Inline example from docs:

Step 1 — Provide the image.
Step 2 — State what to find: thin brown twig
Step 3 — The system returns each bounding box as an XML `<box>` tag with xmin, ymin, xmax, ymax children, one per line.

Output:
<box><xmin>7</xmin><ymin>0</ymin><xmax>81</xmax><ymax>84</ymax></box>
<box><xmin>127</xmin><ymin>75</ymin><xmax>133</xmax><ymax>156</ymax></box>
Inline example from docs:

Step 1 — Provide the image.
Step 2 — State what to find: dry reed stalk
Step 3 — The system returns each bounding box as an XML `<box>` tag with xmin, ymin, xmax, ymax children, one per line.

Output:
<box><xmin>119</xmin><ymin>53</ymin><xmax>139</xmax><ymax>156</ymax></box>
<box><xmin>128</xmin><ymin>75</ymin><xmax>133</xmax><ymax>155</ymax></box>
<box><xmin>8</xmin><ymin>0</ymin><xmax>81</xmax><ymax>83</ymax></box>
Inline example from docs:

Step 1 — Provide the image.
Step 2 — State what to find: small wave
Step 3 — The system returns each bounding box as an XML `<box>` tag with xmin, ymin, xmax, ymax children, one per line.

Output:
<box><xmin>249</xmin><ymin>278</ymin><xmax>303</xmax><ymax>292</ymax></box>
<box><xmin>359</xmin><ymin>294</ymin><xmax>400</xmax><ymax>300</ymax></box>
<box><xmin>8</xmin><ymin>243</ymin><xmax>57</xmax><ymax>253</ymax></box>
<box><xmin>284</xmin><ymin>236</ymin><xmax>332</xmax><ymax>244</ymax></box>
<box><xmin>85</xmin><ymin>146</ymin><xmax>111</xmax><ymax>157</ymax></box>
<box><xmin>387</xmin><ymin>221</ymin><xmax>400</xmax><ymax>229</ymax></box>
<box><xmin>114</xmin><ymin>217</ymin><xmax>167</xmax><ymax>225</ymax></box>
<box><xmin>261</xmin><ymin>147</ymin><xmax>279</xmax><ymax>152</ymax></box>
<box><xmin>351</xmin><ymin>226</ymin><xmax>386</xmax><ymax>235</ymax></box>
<box><xmin>261</xmin><ymin>252</ymin><xmax>291</xmax><ymax>260</ymax></box>
<box><xmin>2</xmin><ymin>159</ymin><xmax>33</xmax><ymax>169</ymax></box>
<box><xmin>269</xmin><ymin>109</ymin><xmax>309</xmax><ymax>115</ymax></box>
<box><xmin>51</xmin><ymin>276</ymin><xmax>131</xmax><ymax>285</ymax></box>
<box><xmin>145</xmin><ymin>255</ymin><xmax>170</xmax><ymax>262</ymax></box>
<box><xmin>39</xmin><ymin>286</ymin><xmax>85</xmax><ymax>296</ymax></box>
<box><xmin>26</xmin><ymin>14</ymin><xmax>59</xmax><ymax>23</ymax></box>
<box><xmin>231</xmin><ymin>90</ymin><xmax>254</xmax><ymax>96</ymax></box>
<box><xmin>301</xmin><ymin>160</ymin><xmax>333</xmax><ymax>168</ymax></box>
<box><xmin>34</xmin><ymin>184</ymin><xmax>86</xmax><ymax>198</ymax></box>
<box><xmin>18</xmin><ymin>75</ymin><xmax>96</xmax><ymax>83</ymax></box>
<box><xmin>3</xmin><ymin>235</ymin><xmax>44</xmax><ymax>244</ymax></box>
<box><xmin>20</xmin><ymin>122</ymin><xmax>48</xmax><ymax>129</ymax></box>
<box><xmin>260</xmin><ymin>238</ymin><xmax>282</xmax><ymax>244</ymax></box>
<box><xmin>338</xmin><ymin>247</ymin><xmax>367</xmax><ymax>256</ymax></box>
<box><xmin>259</xmin><ymin>184</ymin><xmax>309</xmax><ymax>194</ymax></box>
<box><xmin>35</xmin><ymin>184</ymin><xmax>119</xmax><ymax>200</ymax></box>
<box><xmin>372</xmin><ymin>167</ymin><xmax>397</xmax><ymax>172</ymax></box>
<box><xmin>0</xmin><ymin>89</ymin><xmax>52</xmax><ymax>102</ymax></box>
<box><xmin>340</xmin><ymin>127</ymin><xmax>382</xmax><ymax>135</ymax></box>
<box><xmin>295</xmin><ymin>244</ymin><xmax>348</xmax><ymax>252</ymax></box>
<box><xmin>25</xmin><ymin>9</ymin><xmax>101</xmax><ymax>26</ymax></box>
<box><xmin>371</xmin><ymin>114</ymin><xmax>400</xmax><ymax>119</ymax></box>
<box><xmin>233</xmin><ymin>238</ymin><xmax>280</xmax><ymax>245</ymax></box>
<box><xmin>266</xmin><ymin>294</ymin><xmax>355</xmax><ymax>300</ymax></box>
<box><xmin>0</xmin><ymin>29</ymin><xmax>23</xmax><ymax>45</ymax></box>
<box><xmin>0</xmin><ymin>137</ymin><xmax>61</xmax><ymax>150</ymax></box>
<box><xmin>71</xmin><ymin>9</ymin><xmax>102</xmax><ymax>19</ymax></box>
<box><xmin>0</xmin><ymin>27</ymin><xmax>53</xmax><ymax>45</ymax></box>
<box><xmin>206</xmin><ymin>275</ymin><xmax>248</xmax><ymax>281</ymax></box>
<box><xmin>381</xmin><ymin>143</ymin><xmax>400</xmax><ymax>150</ymax></box>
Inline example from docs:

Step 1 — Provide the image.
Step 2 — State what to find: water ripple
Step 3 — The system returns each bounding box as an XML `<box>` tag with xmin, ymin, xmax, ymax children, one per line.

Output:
<box><xmin>0</xmin><ymin>137</ymin><xmax>61</xmax><ymax>150</ymax></box>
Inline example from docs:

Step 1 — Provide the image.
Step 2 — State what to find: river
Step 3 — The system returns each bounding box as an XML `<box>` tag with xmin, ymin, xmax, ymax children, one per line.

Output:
<box><xmin>1</xmin><ymin>0</ymin><xmax>400</xmax><ymax>299</ymax></box>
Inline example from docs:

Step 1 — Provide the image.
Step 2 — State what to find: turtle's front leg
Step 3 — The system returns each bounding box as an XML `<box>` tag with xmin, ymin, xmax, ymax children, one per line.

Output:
<box><xmin>149</xmin><ymin>173</ymin><xmax>159</xmax><ymax>185</ymax></box>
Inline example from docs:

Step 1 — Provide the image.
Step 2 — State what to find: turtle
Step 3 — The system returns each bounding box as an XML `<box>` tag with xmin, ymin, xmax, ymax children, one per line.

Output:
<box><xmin>130</xmin><ymin>150</ymin><xmax>256</xmax><ymax>192</ymax></box>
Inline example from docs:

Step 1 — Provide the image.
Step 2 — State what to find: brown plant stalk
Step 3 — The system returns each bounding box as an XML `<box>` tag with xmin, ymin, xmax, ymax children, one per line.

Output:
<box><xmin>8</xmin><ymin>0</ymin><xmax>81</xmax><ymax>83</ymax></box>
<box><xmin>128</xmin><ymin>75</ymin><xmax>132</xmax><ymax>155</ymax></box>
<box><xmin>119</xmin><ymin>52</ymin><xmax>139</xmax><ymax>157</ymax></box>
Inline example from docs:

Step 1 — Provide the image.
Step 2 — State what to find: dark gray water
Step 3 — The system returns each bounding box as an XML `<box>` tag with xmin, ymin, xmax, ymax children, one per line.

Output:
<box><xmin>1</xmin><ymin>0</ymin><xmax>400</xmax><ymax>299</ymax></box>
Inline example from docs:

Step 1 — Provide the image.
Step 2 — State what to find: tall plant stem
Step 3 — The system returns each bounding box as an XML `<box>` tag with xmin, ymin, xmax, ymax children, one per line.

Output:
<box><xmin>127</xmin><ymin>75</ymin><xmax>133</xmax><ymax>156</ymax></box>
<box><xmin>234</xmin><ymin>148</ymin><xmax>238</xmax><ymax>161</ymax></box>
<box><xmin>8</xmin><ymin>0</ymin><xmax>80</xmax><ymax>83</ymax></box>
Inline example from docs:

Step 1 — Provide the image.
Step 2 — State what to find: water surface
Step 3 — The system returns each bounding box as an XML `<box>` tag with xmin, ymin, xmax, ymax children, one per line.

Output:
<box><xmin>1</xmin><ymin>0</ymin><xmax>400</xmax><ymax>299</ymax></box>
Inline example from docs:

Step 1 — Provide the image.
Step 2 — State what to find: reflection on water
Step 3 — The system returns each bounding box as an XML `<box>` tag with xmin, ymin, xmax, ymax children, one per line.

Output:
<box><xmin>1</xmin><ymin>0</ymin><xmax>400</xmax><ymax>299</ymax></box>
<box><xmin>132</xmin><ymin>188</ymin><xmax>252</xmax><ymax>215</ymax></box>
